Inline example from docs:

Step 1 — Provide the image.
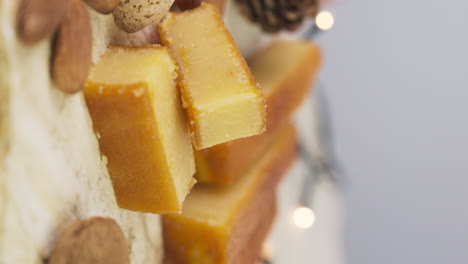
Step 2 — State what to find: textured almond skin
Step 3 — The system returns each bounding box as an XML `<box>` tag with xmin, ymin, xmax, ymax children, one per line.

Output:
<box><xmin>51</xmin><ymin>0</ymin><xmax>92</xmax><ymax>94</ymax></box>
<box><xmin>49</xmin><ymin>217</ymin><xmax>130</xmax><ymax>264</ymax></box>
<box><xmin>16</xmin><ymin>0</ymin><xmax>71</xmax><ymax>43</ymax></box>
<box><xmin>113</xmin><ymin>0</ymin><xmax>175</xmax><ymax>33</ymax></box>
<box><xmin>84</xmin><ymin>0</ymin><xmax>120</xmax><ymax>14</ymax></box>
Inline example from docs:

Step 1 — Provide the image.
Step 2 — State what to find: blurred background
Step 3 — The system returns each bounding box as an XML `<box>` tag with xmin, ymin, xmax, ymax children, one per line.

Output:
<box><xmin>314</xmin><ymin>0</ymin><xmax>468</xmax><ymax>263</ymax></box>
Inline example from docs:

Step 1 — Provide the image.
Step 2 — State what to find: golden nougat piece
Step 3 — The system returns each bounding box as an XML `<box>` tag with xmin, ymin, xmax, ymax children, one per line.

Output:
<box><xmin>162</xmin><ymin>125</ymin><xmax>298</xmax><ymax>264</ymax></box>
<box><xmin>195</xmin><ymin>41</ymin><xmax>321</xmax><ymax>184</ymax></box>
<box><xmin>84</xmin><ymin>45</ymin><xmax>195</xmax><ymax>213</ymax></box>
<box><xmin>158</xmin><ymin>3</ymin><xmax>266</xmax><ymax>150</ymax></box>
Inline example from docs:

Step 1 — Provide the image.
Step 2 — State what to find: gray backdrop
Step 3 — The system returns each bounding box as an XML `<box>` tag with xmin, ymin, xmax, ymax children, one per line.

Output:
<box><xmin>317</xmin><ymin>0</ymin><xmax>468</xmax><ymax>263</ymax></box>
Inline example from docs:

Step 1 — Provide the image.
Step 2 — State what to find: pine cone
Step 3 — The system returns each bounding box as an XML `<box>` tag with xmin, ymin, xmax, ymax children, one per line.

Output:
<box><xmin>236</xmin><ymin>0</ymin><xmax>319</xmax><ymax>33</ymax></box>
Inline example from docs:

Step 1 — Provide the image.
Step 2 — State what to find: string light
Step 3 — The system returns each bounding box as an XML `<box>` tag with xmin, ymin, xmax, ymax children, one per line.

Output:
<box><xmin>292</xmin><ymin>206</ymin><xmax>316</xmax><ymax>229</ymax></box>
<box><xmin>315</xmin><ymin>11</ymin><xmax>335</xmax><ymax>31</ymax></box>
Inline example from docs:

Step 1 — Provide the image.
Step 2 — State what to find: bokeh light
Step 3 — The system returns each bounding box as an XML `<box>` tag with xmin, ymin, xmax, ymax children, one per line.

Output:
<box><xmin>316</xmin><ymin>11</ymin><xmax>335</xmax><ymax>31</ymax></box>
<box><xmin>293</xmin><ymin>206</ymin><xmax>316</xmax><ymax>229</ymax></box>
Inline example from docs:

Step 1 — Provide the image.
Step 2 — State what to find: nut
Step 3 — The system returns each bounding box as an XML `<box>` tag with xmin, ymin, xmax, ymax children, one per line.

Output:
<box><xmin>113</xmin><ymin>0</ymin><xmax>175</xmax><ymax>33</ymax></box>
<box><xmin>49</xmin><ymin>217</ymin><xmax>130</xmax><ymax>264</ymax></box>
<box><xmin>84</xmin><ymin>0</ymin><xmax>120</xmax><ymax>14</ymax></box>
<box><xmin>51</xmin><ymin>0</ymin><xmax>92</xmax><ymax>94</ymax></box>
<box><xmin>16</xmin><ymin>0</ymin><xmax>71</xmax><ymax>44</ymax></box>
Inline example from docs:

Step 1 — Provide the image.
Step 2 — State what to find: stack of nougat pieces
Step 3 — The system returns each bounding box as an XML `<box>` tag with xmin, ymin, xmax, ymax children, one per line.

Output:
<box><xmin>83</xmin><ymin>3</ymin><xmax>321</xmax><ymax>264</ymax></box>
<box><xmin>162</xmin><ymin>41</ymin><xmax>321</xmax><ymax>263</ymax></box>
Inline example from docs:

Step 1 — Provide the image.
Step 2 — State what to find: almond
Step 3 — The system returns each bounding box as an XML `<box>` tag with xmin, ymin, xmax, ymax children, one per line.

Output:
<box><xmin>16</xmin><ymin>0</ymin><xmax>71</xmax><ymax>44</ymax></box>
<box><xmin>49</xmin><ymin>217</ymin><xmax>130</xmax><ymax>264</ymax></box>
<box><xmin>84</xmin><ymin>0</ymin><xmax>120</xmax><ymax>14</ymax></box>
<box><xmin>51</xmin><ymin>0</ymin><xmax>92</xmax><ymax>94</ymax></box>
<box><xmin>113</xmin><ymin>0</ymin><xmax>175</xmax><ymax>33</ymax></box>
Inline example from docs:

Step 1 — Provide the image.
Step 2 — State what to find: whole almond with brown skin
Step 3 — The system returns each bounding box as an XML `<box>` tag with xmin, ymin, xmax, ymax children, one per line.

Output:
<box><xmin>16</xmin><ymin>0</ymin><xmax>71</xmax><ymax>44</ymax></box>
<box><xmin>84</xmin><ymin>0</ymin><xmax>120</xmax><ymax>14</ymax></box>
<box><xmin>49</xmin><ymin>217</ymin><xmax>130</xmax><ymax>264</ymax></box>
<box><xmin>51</xmin><ymin>0</ymin><xmax>92</xmax><ymax>94</ymax></box>
<box><xmin>113</xmin><ymin>0</ymin><xmax>175</xmax><ymax>33</ymax></box>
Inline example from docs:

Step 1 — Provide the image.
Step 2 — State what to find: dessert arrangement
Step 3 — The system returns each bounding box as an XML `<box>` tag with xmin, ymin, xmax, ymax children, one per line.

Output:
<box><xmin>0</xmin><ymin>0</ymin><xmax>321</xmax><ymax>263</ymax></box>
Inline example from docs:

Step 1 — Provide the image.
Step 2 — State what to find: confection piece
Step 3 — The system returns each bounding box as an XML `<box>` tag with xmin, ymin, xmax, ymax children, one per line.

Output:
<box><xmin>84</xmin><ymin>0</ymin><xmax>119</xmax><ymax>14</ymax></box>
<box><xmin>51</xmin><ymin>0</ymin><xmax>92</xmax><ymax>94</ymax></box>
<box><xmin>16</xmin><ymin>0</ymin><xmax>70</xmax><ymax>43</ymax></box>
<box><xmin>49</xmin><ymin>217</ymin><xmax>130</xmax><ymax>264</ymax></box>
<box><xmin>196</xmin><ymin>41</ymin><xmax>321</xmax><ymax>184</ymax></box>
<box><xmin>84</xmin><ymin>45</ymin><xmax>196</xmax><ymax>213</ymax></box>
<box><xmin>158</xmin><ymin>3</ymin><xmax>266</xmax><ymax>150</ymax></box>
<box><xmin>113</xmin><ymin>0</ymin><xmax>175</xmax><ymax>32</ymax></box>
<box><xmin>165</xmin><ymin>193</ymin><xmax>277</xmax><ymax>264</ymax></box>
<box><xmin>235</xmin><ymin>0</ymin><xmax>319</xmax><ymax>32</ymax></box>
<box><xmin>175</xmin><ymin>0</ymin><xmax>227</xmax><ymax>13</ymax></box>
<box><xmin>163</xmin><ymin>125</ymin><xmax>297</xmax><ymax>264</ymax></box>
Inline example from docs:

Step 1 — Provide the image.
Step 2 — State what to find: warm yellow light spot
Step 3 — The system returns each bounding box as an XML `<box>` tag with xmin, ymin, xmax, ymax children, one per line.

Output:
<box><xmin>316</xmin><ymin>11</ymin><xmax>335</xmax><ymax>31</ymax></box>
<box><xmin>293</xmin><ymin>206</ymin><xmax>316</xmax><ymax>229</ymax></box>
